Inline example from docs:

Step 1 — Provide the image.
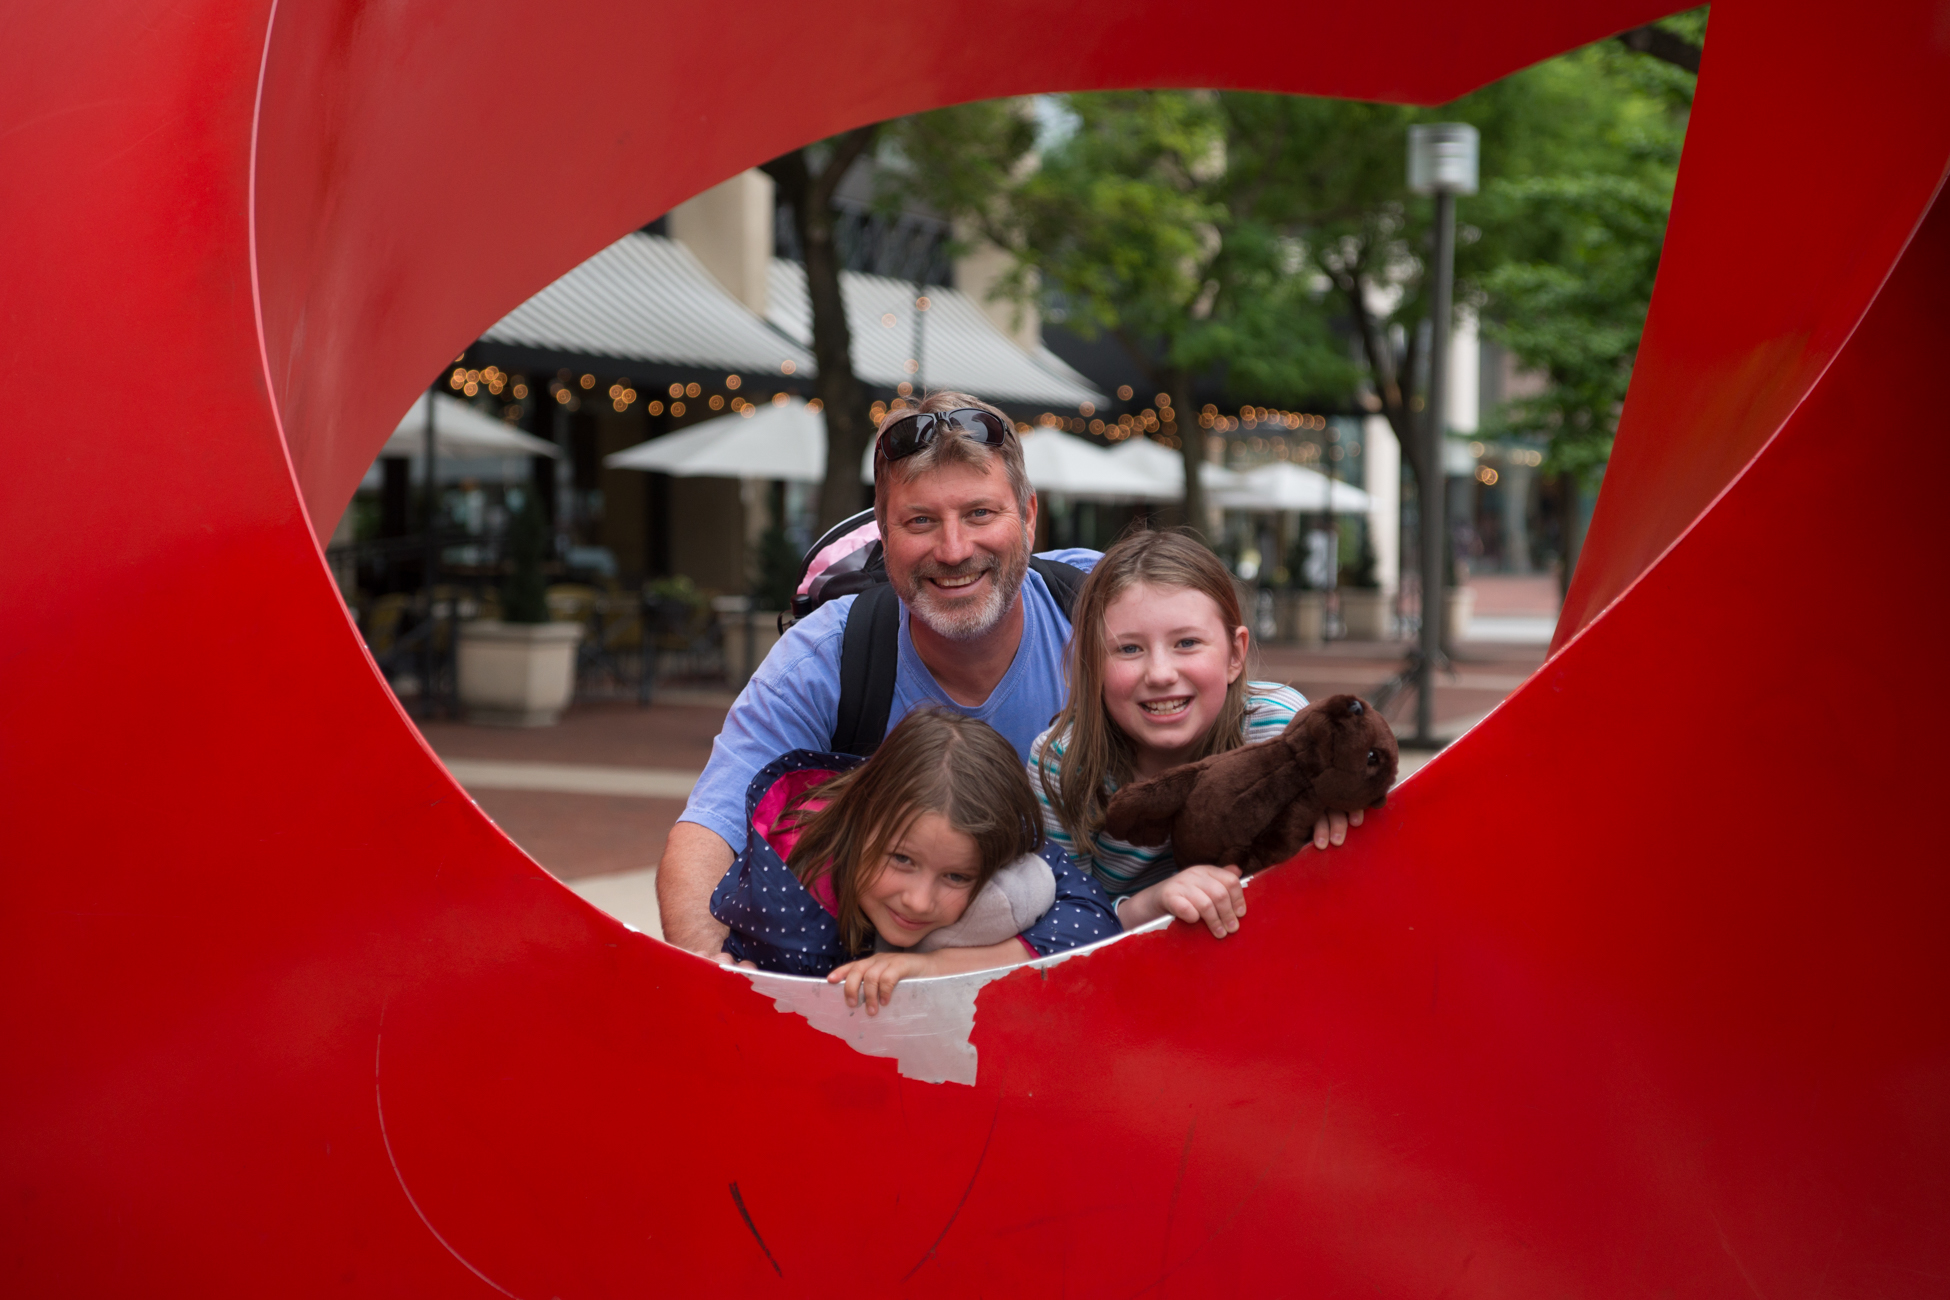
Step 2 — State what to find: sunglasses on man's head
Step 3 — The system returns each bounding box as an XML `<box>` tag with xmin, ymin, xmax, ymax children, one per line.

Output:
<box><xmin>876</xmin><ymin>407</ymin><xmax>1011</xmax><ymax>462</ymax></box>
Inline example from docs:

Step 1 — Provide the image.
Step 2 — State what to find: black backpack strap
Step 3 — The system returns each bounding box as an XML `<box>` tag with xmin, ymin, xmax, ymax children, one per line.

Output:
<box><xmin>831</xmin><ymin>581</ymin><xmax>903</xmax><ymax>756</ymax></box>
<box><xmin>831</xmin><ymin>556</ymin><xmax>1085</xmax><ymax>756</ymax></box>
<box><xmin>1028</xmin><ymin>557</ymin><xmax>1086</xmax><ymax>622</ymax></box>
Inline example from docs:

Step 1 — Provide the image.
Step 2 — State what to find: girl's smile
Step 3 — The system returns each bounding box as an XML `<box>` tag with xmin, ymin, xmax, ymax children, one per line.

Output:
<box><xmin>1100</xmin><ymin>582</ymin><xmax>1248</xmax><ymax>778</ymax></box>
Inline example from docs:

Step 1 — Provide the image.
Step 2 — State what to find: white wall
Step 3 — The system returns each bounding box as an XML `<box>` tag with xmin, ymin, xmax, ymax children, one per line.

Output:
<box><xmin>1362</xmin><ymin>414</ymin><xmax>1401</xmax><ymax>595</ymax></box>
<box><xmin>669</xmin><ymin>169</ymin><xmax>775</xmax><ymax>316</ymax></box>
<box><xmin>1448</xmin><ymin>309</ymin><xmax>1480</xmax><ymax>434</ymax></box>
<box><xmin>954</xmin><ymin>238</ymin><xmax>1040</xmax><ymax>354</ymax></box>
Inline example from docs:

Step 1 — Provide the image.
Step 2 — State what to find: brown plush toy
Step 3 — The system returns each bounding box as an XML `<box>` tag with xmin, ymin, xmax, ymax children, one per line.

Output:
<box><xmin>1102</xmin><ymin>694</ymin><xmax>1400</xmax><ymax>875</ymax></box>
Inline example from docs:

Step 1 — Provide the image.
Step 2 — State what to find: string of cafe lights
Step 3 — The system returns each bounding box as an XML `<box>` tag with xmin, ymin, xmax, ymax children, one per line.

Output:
<box><xmin>448</xmin><ymin>353</ymin><xmax>805</xmax><ymax>421</ymax></box>
<box><xmin>451</xmin><ymin>360</ymin><xmax>1353</xmax><ymax>464</ymax></box>
<box><xmin>446</xmin><ymin>365</ymin><xmax>818</xmax><ymax>422</ymax></box>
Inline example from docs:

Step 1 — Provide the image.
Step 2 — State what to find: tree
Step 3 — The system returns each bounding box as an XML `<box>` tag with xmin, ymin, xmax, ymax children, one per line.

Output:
<box><xmin>1468</xmin><ymin>35</ymin><xmax>1693</xmax><ymax>584</ymax></box>
<box><xmin>893</xmin><ymin>92</ymin><xmax>1354</xmax><ymax>528</ymax></box>
<box><xmin>761</xmin><ymin>129</ymin><xmax>880</xmax><ymax>531</ymax></box>
<box><xmin>1615</xmin><ymin>5</ymin><xmax>1706</xmax><ymax>74</ymax></box>
<box><xmin>889</xmin><ymin>21</ymin><xmax>1699</xmax><ymax>565</ymax></box>
<box><xmin>1224</xmin><ymin>34</ymin><xmax>1692</xmax><ymax>582</ymax></box>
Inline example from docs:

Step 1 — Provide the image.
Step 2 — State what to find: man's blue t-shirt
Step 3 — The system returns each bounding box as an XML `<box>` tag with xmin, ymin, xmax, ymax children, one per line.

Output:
<box><xmin>679</xmin><ymin>548</ymin><xmax>1101</xmax><ymax>855</ymax></box>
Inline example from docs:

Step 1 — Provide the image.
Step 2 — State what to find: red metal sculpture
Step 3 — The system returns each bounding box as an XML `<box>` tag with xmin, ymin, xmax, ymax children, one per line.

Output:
<box><xmin>4</xmin><ymin>0</ymin><xmax>1946</xmax><ymax>1294</ymax></box>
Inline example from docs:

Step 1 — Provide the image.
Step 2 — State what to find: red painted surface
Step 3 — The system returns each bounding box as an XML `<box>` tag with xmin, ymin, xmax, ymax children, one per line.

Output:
<box><xmin>3</xmin><ymin>1</ymin><xmax>1945</xmax><ymax>1295</ymax></box>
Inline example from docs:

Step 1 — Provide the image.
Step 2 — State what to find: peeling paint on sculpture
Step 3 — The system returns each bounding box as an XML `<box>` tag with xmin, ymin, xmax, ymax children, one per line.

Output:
<box><xmin>735</xmin><ymin>918</ymin><xmax>1169</xmax><ymax>1085</ymax></box>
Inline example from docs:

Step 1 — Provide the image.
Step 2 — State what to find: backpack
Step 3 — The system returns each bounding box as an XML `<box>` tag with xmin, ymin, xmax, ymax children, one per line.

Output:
<box><xmin>781</xmin><ymin>508</ymin><xmax>1086</xmax><ymax>756</ymax></box>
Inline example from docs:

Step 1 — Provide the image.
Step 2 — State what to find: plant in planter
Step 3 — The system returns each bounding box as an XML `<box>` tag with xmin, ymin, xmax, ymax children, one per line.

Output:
<box><xmin>456</xmin><ymin>489</ymin><xmax>581</xmax><ymax>726</ymax></box>
<box><xmin>723</xmin><ymin>522</ymin><xmax>798</xmax><ymax>686</ymax></box>
<box><xmin>1274</xmin><ymin>551</ymin><xmax>1325</xmax><ymax>646</ymax></box>
<box><xmin>750</xmin><ymin>521</ymin><xmax>800</xmax><ymax>616</ymax></box>
<box><xmin>1338</xmin><ymin>531</ymin><xmax>1393</xmax><ymax>641</ymax></box>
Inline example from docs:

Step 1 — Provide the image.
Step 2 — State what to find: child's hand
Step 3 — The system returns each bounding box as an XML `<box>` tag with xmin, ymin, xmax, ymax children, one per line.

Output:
<box><xmin>1132</xmin><ymin>864</ymin><xmax>1246</xmax><ymax>938</ymax></box>
<box><xmin>828</xmin><ymin>952</ymin><xmax>931</xmax><ymax>1015</ymax></box>
<box><xmin>1311</xmin><ymin>808</ymin><xmax>1365</xmax><ymax>851</ymax></box>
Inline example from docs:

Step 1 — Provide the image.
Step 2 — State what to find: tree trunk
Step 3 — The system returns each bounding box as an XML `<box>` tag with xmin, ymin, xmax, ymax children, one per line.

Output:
<box><xmin>1615</xmin><ymin>24</ymin><xmax>1701</xmax><ymax>74</ymax></box>
<box><xmin>763</xmin><ymin>132</ymin><xmax>879</xmax><ymax>531</ymax></box>
<box><xmin>1334</xmin><ymin>258</ymin><xmax>1432</xmax><ymax>625</ymax></box>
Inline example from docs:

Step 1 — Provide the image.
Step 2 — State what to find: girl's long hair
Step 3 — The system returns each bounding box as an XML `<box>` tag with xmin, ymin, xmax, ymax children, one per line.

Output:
<box><xmin>785</xmin><ymin>708</ymin><xmax>1043</xmax><ymax>955</ymax></box>
<box><xmin>1042</xmin><ymin>528</ymin><xmax>1250</xmax><ymax>853</ymax></box>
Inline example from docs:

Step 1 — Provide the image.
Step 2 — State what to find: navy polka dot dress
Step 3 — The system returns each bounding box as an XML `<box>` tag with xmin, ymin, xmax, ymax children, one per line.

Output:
<box><xmin>710</xmin><ymin>750</ymin><xmax>1120</xmax><ymax>976</ymax></box>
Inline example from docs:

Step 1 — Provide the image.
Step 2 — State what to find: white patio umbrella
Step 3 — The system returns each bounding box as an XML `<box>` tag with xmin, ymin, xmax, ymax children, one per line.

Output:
<box><xmin>1211</xmin><ymin>461</ymin><xmax>1372</xmax><ymax>513</ymax></box>
<box><xmin>382</xmin><ymin>392</ymin><xmax>560</xmax><ymax>458</ymax></box>
<box><xmin>605</xmin><ymin>397</ymin><xmax>825</xmax><ymax>481</ymax></box>
<box><xmin>1106</xmin><ymin>434</ymin><xmax>1242</xmax><ymax>494</ymax></box>
<box><xmin>1017</xmin><ymin>429</ymin><xmax>1174</xmax><ymax>501</ymax></box>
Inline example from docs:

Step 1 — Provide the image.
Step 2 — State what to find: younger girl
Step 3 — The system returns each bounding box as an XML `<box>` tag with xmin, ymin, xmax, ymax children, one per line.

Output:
<box><xmin>711</xmin><ymin>708</ymin><xmax>1117</xmax><ymax>1012</ymax></box>
<box><xmin>1032</xmin><ymin>529</ymin><xmax>1362</xmax><ymax>938</ymax></box>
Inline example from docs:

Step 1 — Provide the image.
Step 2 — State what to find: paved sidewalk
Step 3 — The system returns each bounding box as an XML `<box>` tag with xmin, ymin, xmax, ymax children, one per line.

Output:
<box><xmin>1461</xmin><ymin>574</ymin><xmax>1563</xmax><ymax>646</ymax></box>
<box><xmin>418</xmin><ymin>636</ymin><xmax>1550</xmax><ymax>935</ymax></box>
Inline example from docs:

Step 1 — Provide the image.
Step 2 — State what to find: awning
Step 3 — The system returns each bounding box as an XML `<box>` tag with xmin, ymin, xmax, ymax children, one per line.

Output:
<box><xmin>382</xmin><ymin>393</ymin><xmax>560</xmax><ymax>458</ymax></box>
<box><xmin>1211</xmin><ymin>461</ymin><xmax>1373</xmax><ymax>512</ymax></box>
<box><xmin>768</xmin><ymin>261</ymin><xmax>1105</xmax><ymax>410</ymax></box>
<box><xmin>481</xmin><ymin>234</ymin><xmax>812</xmax><ymax>378</ymax></box>
<box><xmin>604</xmin><ymin>397</ymin><xmax>824</xmax><ymax>482</ymax></box>
<box><xmin>1106</xmin><ymin>435</ymin><xmax>1242</xmax><ymax>494</ymax></box>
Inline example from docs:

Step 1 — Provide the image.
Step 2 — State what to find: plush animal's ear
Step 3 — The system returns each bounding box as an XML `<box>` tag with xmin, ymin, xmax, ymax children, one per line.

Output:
<box><xmin>1282</xmin><ymin>700</ymin><xmax>1338</xmax><ymax>769</ymax></box>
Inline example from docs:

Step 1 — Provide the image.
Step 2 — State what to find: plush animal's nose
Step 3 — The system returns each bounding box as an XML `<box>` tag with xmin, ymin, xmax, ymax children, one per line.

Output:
<box><xmin>1348</xmin><ymin>700</ymin><xmax>1364</xmax><ymax>716</ymax></box>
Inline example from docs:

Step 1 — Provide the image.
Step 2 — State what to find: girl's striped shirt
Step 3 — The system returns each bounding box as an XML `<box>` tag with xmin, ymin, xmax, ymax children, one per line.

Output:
<box><xmin>1028</xmin><ymin>683</ymin><xmax>1307</xmax><ymax>900</ymax></box>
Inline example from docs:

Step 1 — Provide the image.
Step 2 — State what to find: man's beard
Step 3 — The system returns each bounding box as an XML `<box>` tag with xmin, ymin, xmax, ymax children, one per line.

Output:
<box><xmin>898</xmin><ymin>528</ymin><xmax>1030</xmax><ymax>642</ymax></box>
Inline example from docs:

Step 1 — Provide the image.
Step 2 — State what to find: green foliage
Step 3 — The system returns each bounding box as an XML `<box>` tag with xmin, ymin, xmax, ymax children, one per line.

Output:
<box><xmin>889</xmin><ymin>90</ymin><xmax>1358</xmax><ymax>412</ymax></box>
<box><xmin>879</xmin><ymin>100</ymin><xmax>1036</xmax><ymax>239</ymax></box>
<box><xmin>750</xmin><ymin>522</ymin><xmax>802</xmax><ymax>613</ymax></box>
<box><xmin>1223</xmin><ymin>34</ymin><xmax>1690</xmax><ymax>486</ymax></box>
<box><xmin>645</xmin><ymin>574</ymin><xmax>704</xmax><ymax>608</ymax></box>
<box><xmin>885</xmin><ymin>18</ymin><xmax>1696</xmax><ymax>494</ymax></box>
<box><xmin>1470</xmin><ymin>43</ymin><xmax>1688</xmax><ymax>486</ymax></box>
<box><xmin>1477</xmin><ymin>175</ymin><xmax>1670</xmax><ymax>482</ymax></box>
<box><xmin>501</xmin><ymin>489</ymin><xmax>550</xmax><ymax>624</ymax></box>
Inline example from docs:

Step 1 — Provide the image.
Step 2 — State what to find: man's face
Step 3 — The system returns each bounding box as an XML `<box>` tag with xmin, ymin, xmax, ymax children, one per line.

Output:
<box><xmin>881</xmin><ymin>456</ymin><xmax>1035</xmax><ymax>641</ymax></box>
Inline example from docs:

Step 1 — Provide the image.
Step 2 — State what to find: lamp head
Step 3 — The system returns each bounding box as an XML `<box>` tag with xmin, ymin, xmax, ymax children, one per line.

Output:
<box><xmin>1408</xmin><ymin>123</ymin><xmax>1480</xmax><ymax>196</ymax></box>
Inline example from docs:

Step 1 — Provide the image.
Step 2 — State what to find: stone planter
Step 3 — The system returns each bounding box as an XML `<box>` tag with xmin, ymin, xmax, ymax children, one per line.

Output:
<box><xmin>1275</xmin><ymin>590</ymin><xmax>1326</xmax><ymax>645</ymax></box>
<box><xmin>720</xmin><ymin>611</ymin><xmax>785</xmax><ymax>687</ymax></box>
<box><xmin>456</xmin><ymin>620</ymin><xmax>582</xmax><ymax>727</ymax></box>
<box><xmin>1444</xmin><ymin>586</ymin><xmax>1476</xmax><ymax>643</ymax></box>
<box><xmin>1339</xmin><ymin>588</ymin><xmax>1393</xmax><ymax>640</ymax></box>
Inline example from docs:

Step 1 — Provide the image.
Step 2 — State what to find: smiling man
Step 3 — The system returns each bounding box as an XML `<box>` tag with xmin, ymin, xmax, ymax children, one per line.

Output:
<box><xmin>656</xmin><ymin>392</ymin><xmax>1101</xmax><ymax>958</ymax></box>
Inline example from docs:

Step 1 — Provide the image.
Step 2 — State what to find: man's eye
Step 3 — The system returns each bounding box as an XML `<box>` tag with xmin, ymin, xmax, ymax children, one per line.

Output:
<box><xmin>906</xmin><ymin>515</ymin><xmax>933</xmax><ymax>528</ymax></box>
<box><xmin>968</xmin><ymin>508</ymin><xmax>994</xmax><ymax>520</ymax></box>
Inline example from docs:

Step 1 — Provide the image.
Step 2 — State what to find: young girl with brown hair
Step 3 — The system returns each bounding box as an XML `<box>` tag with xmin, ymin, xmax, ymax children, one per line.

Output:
<box><xmin>711</xmin><ymin>708</ymin><xmax>1117</xmax><ymax>1011</ymax></box>
<box><xmin>1032</xmin><ymin>529</ymin><xmax>1363</xmax><ymax>937</ymax></box>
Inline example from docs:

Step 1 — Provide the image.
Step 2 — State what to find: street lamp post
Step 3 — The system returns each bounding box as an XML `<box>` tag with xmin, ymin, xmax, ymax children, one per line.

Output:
<box><xmin>1407</xmin><ymin>123</ymin><xmax>1478</xmax><ymax>746</ymax></box>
